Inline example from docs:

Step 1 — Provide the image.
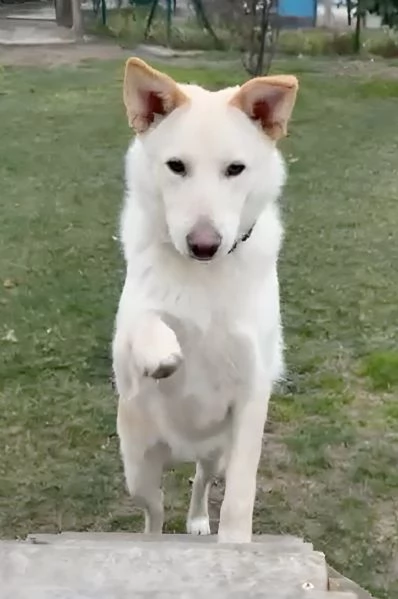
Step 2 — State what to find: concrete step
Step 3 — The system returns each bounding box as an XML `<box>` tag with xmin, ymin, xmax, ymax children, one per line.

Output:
<box><xmin>25</xmin><ymin>531</ymin><xmax>314</xmax><ymax>552</ymax></box>
<box><xmin>0</xmin><ymin>533</ymin><xmax>358</xmax><ymax>599</ymax></box>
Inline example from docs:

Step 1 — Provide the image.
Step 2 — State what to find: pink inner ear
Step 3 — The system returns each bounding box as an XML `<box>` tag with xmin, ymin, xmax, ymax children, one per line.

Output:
<box><xmin>252</xmin><ymin>99</ymin><xmax>272</xmax><ymax>128</ymax></box>
<box><xmin>141</xmin><ymin>90</ymin><xmax>166</xmax><ymax>125</ymax></box>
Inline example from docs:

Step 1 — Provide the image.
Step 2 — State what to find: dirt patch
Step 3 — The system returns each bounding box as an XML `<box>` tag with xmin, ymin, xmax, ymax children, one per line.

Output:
<box><xmin>0</xmin><ymin>41</ymin><xmax>132</xmax><ymax>67</ymax></box>
<box><xmin>305</xmin><ymin>57</ymin><xmax>398</xmax><ymax>79</ymax></box>
<box><xmin>0</xmin><ymin>40</ymin><xmax>230</xmax><ymax>70</ymax></box>
<box><xmin>3</xmin><ymin>41</ymin><xmax>398</xmax><ymax>83</ymax></box>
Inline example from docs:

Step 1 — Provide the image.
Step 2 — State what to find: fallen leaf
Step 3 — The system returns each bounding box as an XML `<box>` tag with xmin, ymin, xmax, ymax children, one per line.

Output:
<box><xmin>3</xmin><ymin>278</ymin><xmax>17</xmax><ymax>289</ymax></box>
<box><xmin>2</xmin><ymin>329</ymin><xmax>17</xmax><ymax>343</ymax></box>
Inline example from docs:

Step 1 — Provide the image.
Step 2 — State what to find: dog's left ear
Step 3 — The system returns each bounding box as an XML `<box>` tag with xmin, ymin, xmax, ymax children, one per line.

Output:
<box><xmin>123</xmin><ymin>57</ymin><xmax>189</xmax><ymax>134</ymax></box>
<box><xmin>229</xmin><ymin>75</ymin><xmax>298</xmax><ymax>141</ymax></box>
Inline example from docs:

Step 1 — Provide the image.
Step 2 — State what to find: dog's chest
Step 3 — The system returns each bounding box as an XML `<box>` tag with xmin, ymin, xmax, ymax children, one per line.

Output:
<box><xmin>147</xmin><ymin>315</ymin><xmax>257</xmax><ymax>460</ymax></box>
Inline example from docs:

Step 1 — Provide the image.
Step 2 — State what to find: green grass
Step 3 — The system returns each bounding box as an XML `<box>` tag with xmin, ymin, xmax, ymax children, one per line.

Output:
<box><xmin>90</xmin><ymin>7</ymin><xmax>231</xmax><ymax>51</ymax></box>
<box><xmin>277</xmin><ymin>28</ymin><xmax>398</xmax><ymax>58</ymax></box>
<box><xmin>92</xmin><ymin>7</ymin><xmax>398</xmax><ymax>59</ymax></box>
<box><xmin>0</xmin><ymin>58</ymin><xmax>398</xmax><ymax>598</ymax></box>
<box><xmin>361</xmin><ymin>351</ymin><xmax>398</xmax><ymax>390</ymax></box>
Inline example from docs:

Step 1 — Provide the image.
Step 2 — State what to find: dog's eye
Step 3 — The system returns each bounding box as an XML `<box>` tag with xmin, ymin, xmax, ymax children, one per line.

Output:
<box><xmin>225</xmin><ymin>162</ymin><xmax>246</xmax><ymax>177</ymax></box>
<box><xmin>166</xmin><ymin>159</ymin><xmax>187</xmax><ymax>176</ymax></box>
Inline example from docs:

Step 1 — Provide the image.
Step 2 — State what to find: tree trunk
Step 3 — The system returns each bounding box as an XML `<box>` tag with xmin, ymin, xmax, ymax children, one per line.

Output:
<box><xmin>346</xmin><ymin>0</ymin><xmax>352</xmax><ymax>26</ymax></box>
<box><xmin>354</xmin><ymin>0</ymin><xmax>362</xmax><ymax>53</ymax></box>
<box><xmin>71</xmin><ymin>0</ymin><xmax>84</xmax><ymax>38</ymax></box>
<box><xmin>242</xmin><ymin>0</ymin><xmax>279</xmax><ymax>77</ymax></box>
<box><xmin>324</xmin><ymin>0</ymin><xmax>333</xmax><ymax>28</ymax></box>
<box><xmin>55</xmin><ymin>0</ymin><xmax>73</xmax><ymax>28</ymax></box>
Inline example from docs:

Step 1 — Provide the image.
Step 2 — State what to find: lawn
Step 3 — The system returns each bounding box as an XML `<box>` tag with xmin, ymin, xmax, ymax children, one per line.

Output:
<box><xmin>0</xmin><ymin>57</ymin><xmax>397</xmax><ymax>599</ymax></box>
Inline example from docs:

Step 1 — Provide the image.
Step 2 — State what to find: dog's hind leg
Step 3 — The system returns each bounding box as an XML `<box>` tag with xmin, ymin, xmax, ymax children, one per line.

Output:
<box><xmin>118</xmin><ymin>401</ymin><xmax>165</xmax><ymax>534</ymax></box>
<box><xmin>187</xmin><ymin>459</ymin><xmax>217</xmax><ymax>536</ymax></box>
<box><xmin>123</xmin><ymin>443</ymin><xmax>164</xmax><ymax>534</ymax></box>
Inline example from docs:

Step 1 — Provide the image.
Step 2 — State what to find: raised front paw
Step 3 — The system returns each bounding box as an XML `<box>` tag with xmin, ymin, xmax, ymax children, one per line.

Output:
<box><xmin>144</xmin><ymin>350</ymin><xmax>183</xmax><ymax>379</ymax></box>
<box><xmin>137</xmin><ymin>321</ymin><xmax>183</xmax><ymax>380</ymax></box>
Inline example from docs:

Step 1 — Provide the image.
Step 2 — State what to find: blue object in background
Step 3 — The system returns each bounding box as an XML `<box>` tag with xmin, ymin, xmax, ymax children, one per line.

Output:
<box><xmin>278</xmin><ymin>0</ymin><xmax>317</xmax><ymax>25</ymax></box>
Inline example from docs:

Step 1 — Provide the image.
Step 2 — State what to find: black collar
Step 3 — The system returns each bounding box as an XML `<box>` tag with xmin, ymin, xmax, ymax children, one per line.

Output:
<box><xmin>228</xmin><ymin>224</ymin><xmax>255</xmax><ymax>254</ymax></box>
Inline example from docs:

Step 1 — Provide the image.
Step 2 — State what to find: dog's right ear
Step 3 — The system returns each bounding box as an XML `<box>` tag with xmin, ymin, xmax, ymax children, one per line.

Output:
<box><xmin>123</xmin><ymin>58</ymin><xmax>189</xmax><ymax>134</ymax></box>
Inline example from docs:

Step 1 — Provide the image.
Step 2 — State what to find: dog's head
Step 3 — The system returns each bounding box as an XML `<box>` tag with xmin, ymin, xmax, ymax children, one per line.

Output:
<box><xmin>124</xmin><ymin>58</ymin><xmax>298</xmax><ymax>262</ymax></box>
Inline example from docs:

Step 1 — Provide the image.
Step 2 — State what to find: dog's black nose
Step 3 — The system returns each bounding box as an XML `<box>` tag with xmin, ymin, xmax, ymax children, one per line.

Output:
<box><xmin>186</xmin><ymin>222</ymin><xmax>221</xmax><ymax>261</ymax></box>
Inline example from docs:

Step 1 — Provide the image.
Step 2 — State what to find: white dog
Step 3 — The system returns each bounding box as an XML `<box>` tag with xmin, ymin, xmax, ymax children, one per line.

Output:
<box><xmin>112</xmin><ymin>58</ymin><xmax>298</xmax><ymax>543</ymax></box>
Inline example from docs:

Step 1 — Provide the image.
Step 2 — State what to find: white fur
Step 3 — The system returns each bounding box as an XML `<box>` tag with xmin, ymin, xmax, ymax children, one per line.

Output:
<box><xmin>113</xmin><ymin>79</ymin><xmax>289</xmax><ymax>543</ymax></box>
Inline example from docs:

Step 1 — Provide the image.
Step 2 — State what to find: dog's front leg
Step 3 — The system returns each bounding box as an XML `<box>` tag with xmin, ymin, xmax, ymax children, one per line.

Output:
<box><xmin>218</xmin><ymin>389</ymin><xmax>271</xmax><ymax>544</ymax></box>
<box><xmin>113</xmin><ymin>304</ymin><xmax>183</xmax><ymax>398</ymax></box>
